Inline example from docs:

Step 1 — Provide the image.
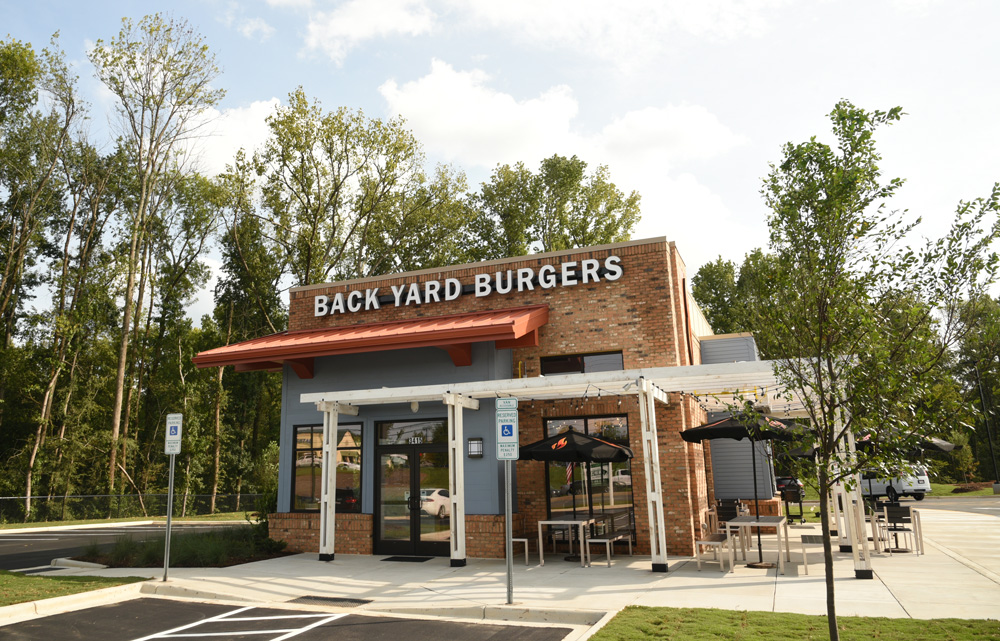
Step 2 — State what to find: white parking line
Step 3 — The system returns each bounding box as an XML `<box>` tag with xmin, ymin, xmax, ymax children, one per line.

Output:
<box><xmin>129</xmin><ymin>607</ymin><xmax>347</xmax><ymax>641</ymax></box>
<box><xmin>130</xmin><ymin>606</ymin><xmax>255</xmax><ymax>641</ymax></box>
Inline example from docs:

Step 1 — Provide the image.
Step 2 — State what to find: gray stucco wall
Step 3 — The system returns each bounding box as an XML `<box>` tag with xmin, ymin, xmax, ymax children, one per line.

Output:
<box><xmin>709</xmin><ymin>439</ymin><xmax>776</xmax><ymax>501</ymax></box>
<box><xmin>700</xmin><ymin>335</ymin><xmax>759</xmax><ymax>364</ymax></box>
<box><xmin>277</xmin><ymin>343</ymin><xmax>513</xmax><ymax>514</ymax></box>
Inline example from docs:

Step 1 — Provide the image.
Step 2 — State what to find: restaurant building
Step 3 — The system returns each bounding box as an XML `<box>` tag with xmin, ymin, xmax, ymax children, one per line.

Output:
<box><xmin>193</xmin><ymin>237</ymin><xmax>786</xmax><ymax>569</ymax></box>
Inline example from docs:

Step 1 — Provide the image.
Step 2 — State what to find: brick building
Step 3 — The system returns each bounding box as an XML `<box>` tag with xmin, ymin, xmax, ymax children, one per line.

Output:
<box><xmin>194</xmin><ymin>237</ymin><xmax>784</xmax><ymax>570</ymax></box>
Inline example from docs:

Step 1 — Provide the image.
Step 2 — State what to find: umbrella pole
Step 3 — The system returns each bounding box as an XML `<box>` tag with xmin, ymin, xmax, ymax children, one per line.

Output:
<box><xmin>746</xmin><ymin>439</ymin><xmax>775</xmax><ymax>568</ymax></box>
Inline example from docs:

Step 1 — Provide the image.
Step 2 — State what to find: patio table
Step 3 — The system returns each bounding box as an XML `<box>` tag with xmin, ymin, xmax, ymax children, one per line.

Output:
<box><xmin>537</xmin><ymin>514</ymin><xmax>606</xmax><ymax>567</ymax></box>
<box><xmin>725</xmin><ymin>515</ymin><xmax>790</xmax><ymax>574</ymax></box>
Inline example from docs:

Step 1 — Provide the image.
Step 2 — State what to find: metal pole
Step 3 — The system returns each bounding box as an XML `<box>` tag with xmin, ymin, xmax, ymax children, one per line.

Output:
<box><xmin>504</xmin><ymin>459</ymin><xmax>513</xmax><ymax>605</ymax></box>
<box><xmin>974</xmin><ymin>365</ymin><xmax>1000</xmax><ymax>483</ymax></box>
<box><xmin>163</xmin><ymin>453</ymin><xmax>176</xmax><ymax>582</ymax></box>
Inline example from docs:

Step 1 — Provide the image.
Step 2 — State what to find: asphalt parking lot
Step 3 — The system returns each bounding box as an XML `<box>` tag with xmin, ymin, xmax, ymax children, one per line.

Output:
<box><xmin>0</xmin><ymin>523</ymin><xmax>236</xmax><ymax>571</ymax></box>
<box><xmin>0</xmin><ymin>598</ymin><xmax>573</xmax><ymax>641</ymax></box>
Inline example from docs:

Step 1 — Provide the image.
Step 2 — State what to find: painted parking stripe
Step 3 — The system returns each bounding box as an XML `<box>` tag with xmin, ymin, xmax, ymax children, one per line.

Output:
<box><xmin>129</xmin><ymin>607</ymin><xmax>347</xmax><ymax>641</ymax></box>
<box><xmin>129</xmin><ymin>605</ymin><xmax>255</xmax><ymax>641</ymax></box>
<box><xmin>271</xmin><ymin>614</ymin><xmax>348</xmax><ymax>641</ymax></box>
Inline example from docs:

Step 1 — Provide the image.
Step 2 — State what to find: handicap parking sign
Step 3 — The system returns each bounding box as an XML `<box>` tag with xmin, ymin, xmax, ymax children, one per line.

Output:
<box><xmin>501</xmin><ymin>424</ymin><xmax>513</xmax><ymax>437</ymax></box>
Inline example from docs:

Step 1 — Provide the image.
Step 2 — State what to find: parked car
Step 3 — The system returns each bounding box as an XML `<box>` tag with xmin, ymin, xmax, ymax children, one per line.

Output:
<box><xmin>612</xmin><ymin>469</ymin><xmax>632</xmax><ymax>487</ymax></box>
<box><xmin>860</xmin><ymin>469</ymin><xmax>930</xmax><ymax>502</ymax></box>
<box><xmin>776</xmin><ymin>476</ymin><xmax>804</xmax><ymax>500</ymax></box>
<box><xmin>420</xmin><ymin>488</ymin><xmax>450</xmax><ymax>518</ymax></box>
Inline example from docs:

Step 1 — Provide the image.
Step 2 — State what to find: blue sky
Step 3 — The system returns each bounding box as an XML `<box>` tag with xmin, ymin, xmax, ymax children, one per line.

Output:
<box><xmin>4</xmin><ymin>0</ymin><xmax>999</xmax><ymax>321</ymax></box>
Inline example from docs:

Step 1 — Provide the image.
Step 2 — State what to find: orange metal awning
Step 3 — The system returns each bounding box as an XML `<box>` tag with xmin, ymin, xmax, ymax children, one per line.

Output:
<box><xmin>192</xmin><ymin>304</ymin><xmax>549</xmax><ymax>378</ymax></box>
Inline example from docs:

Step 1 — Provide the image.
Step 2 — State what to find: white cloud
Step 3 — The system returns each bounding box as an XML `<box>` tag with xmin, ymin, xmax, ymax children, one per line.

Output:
<box><xmin>379</xmin><ymin>60</ymin><xmax>751</xmax><ymax>253</ymax></box>
<box><xmin>452</xmin><ymin>0</ymin><xmax>788</xmax><ymax>69</ymax></box>
<box><xmin>305</xmin><ymin>0</ymin><xmax>436</xmax><ymax>65</ymax></box>
<box><xmin>239</xmin><ymin>17</ymin><xmax>276</xmax><ymax>41</ymax></box>
<box><xmin>266</xmin><ymin>0</ymin><xmax>313</xmax><ymax>7</ymax></box>
<box><xmin>189</xmin><ymin>99</ymin><xmax>280</xmax><ymax>176</ymax></box>
<box><xmin>379</xmin><ymin>59</ymin><xmax>578</xmax><ymax>167</ymax></box>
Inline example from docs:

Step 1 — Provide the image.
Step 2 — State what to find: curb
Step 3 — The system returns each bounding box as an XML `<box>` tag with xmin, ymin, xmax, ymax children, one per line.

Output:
<box><xmin>371</xmin><ymin>604</ymin><xmax>606</xmax><ymax>626</ymax></box>
<box><xmin>51</xmin><ymin>558</ymin><xmax>107</xmax><ymax>569</ymax></box>
<box><xmin>1</xmin><ymin>521</ymin><xmax>154</xmax><ymax>535</ymax></box>
<box><xmin>0</xmin><ymin>581</ymin><xmax>146</xmax><ymax>626</ymax></box>
<box><xmin>139</xmin><ymin>582</ymin><xmax>251</xmax><ymax>602</ymax></box>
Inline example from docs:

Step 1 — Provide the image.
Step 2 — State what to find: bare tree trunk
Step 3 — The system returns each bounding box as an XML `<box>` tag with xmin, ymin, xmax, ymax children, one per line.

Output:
<box><xmin>210</xmin><ymin>302</ymin><xmax>234</xmax><ymax>514</ymax></box>
<box><xmin>818</xmin><ymin>464</ymin><xmax>839</xmax><ymax>641</ymax></box>
<box><xmin>181</xmin><ymin>456</ymin><xmax>191</xmax><ymax>517</ymax></box>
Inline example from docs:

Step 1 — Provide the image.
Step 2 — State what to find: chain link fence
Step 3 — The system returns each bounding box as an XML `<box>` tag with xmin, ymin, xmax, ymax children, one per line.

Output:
<box><xmin>0</xmin><ymin>493</ymin><xmax>262</xmax><ymax>524</ymax></box>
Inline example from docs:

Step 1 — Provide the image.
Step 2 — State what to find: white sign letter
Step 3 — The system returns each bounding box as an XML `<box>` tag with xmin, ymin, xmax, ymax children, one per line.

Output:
<box><xmin>445</xmin><ymin>278</ymin><xmax>462</xmax><ymax>300</ymax></box>
<box><xmin>365</xmin><ymin>288</ymin><xmax>381</xmax><ymax>311</ymax></box>
<box><xmin>391</xmin><ymin>284</ymin><xmax>406</xmax><ymax>307</ymax></box>
<box><xmin>346</xmin><ymin>290</ymin><xmax>363</xmax><ymax>313</ymax></box>
<box><xmin>475</xmin><ymin>273</ymin><xmax>492</xmax><ymax>297</ymax></box>
<box><xmin>604</xmin><ymin>255</ymin><xmax>623</xmax><ymax>281</ymax></box>
<box><xmin>314</xmin><ymin>295</ymin><xmax>329</xmax><ymax>316</ymax></box>
<box><xmin>538</xmin><ymin>265</ymin><xmax>557</xmax><ymax>288</ymax></box>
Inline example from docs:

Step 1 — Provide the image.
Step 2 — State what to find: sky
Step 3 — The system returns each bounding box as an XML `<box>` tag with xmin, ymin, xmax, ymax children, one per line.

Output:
<box><xmin>4</xmin><ymin>0</ymin><xmax>999</xmax><ymax>323</ymax></box>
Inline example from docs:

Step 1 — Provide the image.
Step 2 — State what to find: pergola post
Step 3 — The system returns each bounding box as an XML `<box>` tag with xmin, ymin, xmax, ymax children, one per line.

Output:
<box><xmin>443</xmin><ymin>392</ymin><xmax>479</xmax><ymax>567</ymax></box>
<box><xmin>638</xmin><ymin>377</ymin><xmax>669</xmax><ymax>572</ymax></box>
<box><xmin>317</xmin><ymin>400</ymin><xmax>358</xmax><ymax>561</ymax></box>
<box><xmin>843</xmin><ymin>425</ymin><xmax>873</xmax><ymax>578</ymax></box>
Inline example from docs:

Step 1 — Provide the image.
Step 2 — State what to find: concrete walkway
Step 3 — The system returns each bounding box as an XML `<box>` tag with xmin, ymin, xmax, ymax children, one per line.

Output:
<box><xmin>7</xmin><ymin>508</ymin><xmax>999</xmax><ymax>631</ymax></box>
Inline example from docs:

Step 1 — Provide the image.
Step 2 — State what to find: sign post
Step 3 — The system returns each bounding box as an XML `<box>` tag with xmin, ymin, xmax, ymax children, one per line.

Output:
<box><xmin>163</xmin><ymin>413</ymin><xmax>182</xmax><ymax>582</ymax></box>
<box><xmin>496</xmin><ymin>398</ymin><xmax>518</xmax><ymax>605</ymax></box>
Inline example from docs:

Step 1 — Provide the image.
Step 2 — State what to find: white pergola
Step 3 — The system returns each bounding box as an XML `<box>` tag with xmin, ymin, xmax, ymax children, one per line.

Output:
<box><xmin>300</xmin><ymin>360</ymin><xmax>872</xmax><ymax>575</ymax></box>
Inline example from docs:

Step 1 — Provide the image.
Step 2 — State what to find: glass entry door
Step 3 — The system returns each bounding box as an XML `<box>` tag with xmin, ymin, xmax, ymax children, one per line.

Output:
<box><xmin>375</xmin><ymin>420</ymin><xmax>451</xmax><ymax>557</ymax></box>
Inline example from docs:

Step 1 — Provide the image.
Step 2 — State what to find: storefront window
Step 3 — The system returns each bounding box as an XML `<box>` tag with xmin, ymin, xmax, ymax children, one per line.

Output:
<box><xmin>378</xmin><ymin>420</ymin><xmax>448</xmax><ymax>445</ymax></box>
<box><xmin>292</xmin><ymin>423</ymin><xmax>362</xmax><ymax>513</ymax></box>
<box><xmin>540</xmin><ymin>351</ymin><xmax>623</xmax><ymax>375</ymax></box>
<box><xmin>545</xmin><ymin>416</ymin><xmax>633</xmax><ymax>526</ymax></box>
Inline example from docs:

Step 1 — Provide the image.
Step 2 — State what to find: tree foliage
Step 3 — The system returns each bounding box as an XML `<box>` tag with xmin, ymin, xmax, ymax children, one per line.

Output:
<box><xmin>745</xmin><ymin>100</ymin><xmax>1000</xmax><ymax>640</ymax></box>
<box><xmin>465</xmin><ymin>154</ymin><xmax>640</xmax><ymax>261</ymax></box>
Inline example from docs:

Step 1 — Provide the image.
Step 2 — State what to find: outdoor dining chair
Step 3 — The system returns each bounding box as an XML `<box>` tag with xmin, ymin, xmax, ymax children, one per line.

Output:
<box><xmin>695</xmin><ymin>521</ymin><xmax>730</xmax><ymax>572</ymax></box>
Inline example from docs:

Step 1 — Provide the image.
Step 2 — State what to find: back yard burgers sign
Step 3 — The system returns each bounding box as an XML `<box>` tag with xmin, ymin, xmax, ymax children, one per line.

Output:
<box><xmin>315</xmin><ymin>255</ymin><xmax>624</xmax><ymax>316</ymax></box>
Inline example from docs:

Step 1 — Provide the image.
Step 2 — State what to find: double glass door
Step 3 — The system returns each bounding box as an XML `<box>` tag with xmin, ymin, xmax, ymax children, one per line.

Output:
<box><xmin>375</xmin><ymin>420</ymin><xmax>451</xmax><ymax>556</ymax></box>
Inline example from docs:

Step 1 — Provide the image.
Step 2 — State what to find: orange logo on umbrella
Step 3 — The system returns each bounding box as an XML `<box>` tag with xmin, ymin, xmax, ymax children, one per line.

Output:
<box><xmin>551</xmin><ymin>437</ymin><xmax>568</xmax><ymax>450</ymax></box>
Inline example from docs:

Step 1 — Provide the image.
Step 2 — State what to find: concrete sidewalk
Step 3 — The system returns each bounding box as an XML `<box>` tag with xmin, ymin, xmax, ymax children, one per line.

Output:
<box><xmin>8</xmin><ymin>508</ymin><xmax>1000</xmax><ymax>629</ymax></box>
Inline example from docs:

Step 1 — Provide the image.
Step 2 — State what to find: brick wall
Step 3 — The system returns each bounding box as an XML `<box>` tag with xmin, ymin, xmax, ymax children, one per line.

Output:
<box><xmin>270</xmin><ymin>512</ymin><xmax>372</xmax><ymax>555</ymax></box>
<box><xmin>278</xmin><ymin>239</ymin><xmax>716</xmax><ymax>560</ymax></box>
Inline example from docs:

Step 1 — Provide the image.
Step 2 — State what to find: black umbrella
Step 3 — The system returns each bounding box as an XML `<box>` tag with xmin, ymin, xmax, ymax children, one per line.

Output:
<box><xmin>519</xmin><ymin>429</ymin><xmax>634</xmax><ymax>463</ymax></box>
<box><xmin>520</xmin><ymin>429</ymin><xmax>633</xmax><ymax>555</ymax></box>
<box><xmin>681</xmin><ymin>414</ymin><xmax>797</xmax><ymax>568</ymax></box>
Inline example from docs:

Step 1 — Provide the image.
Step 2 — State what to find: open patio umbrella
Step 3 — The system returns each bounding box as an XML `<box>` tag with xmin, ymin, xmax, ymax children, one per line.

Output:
<box><xmin>681</xmin><ymin>414</ymin><xmax>798</xmax><ymax>568</ymax></box>
<box><xmin>520</xmin><ymin>429</ymin><xmax>633</xmax><ymax>557</ymax></box>
<box><xmin>518</xmin><ymin>429</ymin><xmax>634</xmax><ymax>463</ymax></box>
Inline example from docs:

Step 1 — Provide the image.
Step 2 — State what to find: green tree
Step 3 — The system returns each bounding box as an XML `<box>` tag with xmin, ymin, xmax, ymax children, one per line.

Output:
<box><xmin>467</xmin><ymin>154</ymin><xmax>640</xmax><ymax>261</ymax></box>
<box><xmin>89</xmin><ymin>13</ymin><xmax>224</xmax><ymax>493</ymax></box>
<box><xmin>745</xmin><ymin>100</ymin><xmax>1000</xmax><ymax>640</ymax></box>
<box><xmin>691</xmin><ymin>257</ymin><xmax>741</xmax><ymax>334</ymax></box>
<box><xmin>254</xmin><ymin>88</ymin><xmax>467</xmax><ymax>285</ymax></box>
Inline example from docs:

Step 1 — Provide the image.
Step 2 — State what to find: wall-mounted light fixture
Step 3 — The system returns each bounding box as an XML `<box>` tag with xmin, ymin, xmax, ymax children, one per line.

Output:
<box><xmin>410</xmin><ymin>401</ymin><xmax>420</xmax><ymax>413</ymax></box>
<box><xmin>467</xmin><ymin>437</ymin><xmax>484</xmax><ymax>458</ymax></box>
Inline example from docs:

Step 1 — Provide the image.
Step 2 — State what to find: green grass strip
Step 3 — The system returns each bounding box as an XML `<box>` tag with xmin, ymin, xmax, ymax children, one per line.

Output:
<box><xmin>0</xmin><ymin>570</ymin><xmax>146</xmax><ymax>607</ymax></box>
<box><xmin>590</xmin><ymin>606</ymin><xmax>1000</xmax><ymax>641</ymax></box>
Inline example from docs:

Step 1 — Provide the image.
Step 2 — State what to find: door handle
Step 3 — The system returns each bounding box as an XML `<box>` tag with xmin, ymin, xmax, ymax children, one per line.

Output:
<box><xmin>408</xmin><ymin>497</ymin><xmax>420</xmax><ymax>511</ymax></box>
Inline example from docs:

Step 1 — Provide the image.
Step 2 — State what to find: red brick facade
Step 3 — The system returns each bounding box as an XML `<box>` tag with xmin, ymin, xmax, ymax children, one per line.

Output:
<box><xmin>277</xmin><ymin>238</ymin><xmax>721</xmax><ymax>559</ymax></box>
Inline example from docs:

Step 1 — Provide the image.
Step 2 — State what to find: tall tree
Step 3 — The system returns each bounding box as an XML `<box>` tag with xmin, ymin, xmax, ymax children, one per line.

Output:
<box><xmin>254</xmin><ymin>88</ymin><xmax>466</xmax><ymax>285</ymax></box>
<box><xmin>691</xmin><ymin>257</ymin><xmax>741</xmax><ymax>334</ymax></box>
<box><xmin>744</xmin><ymin>100</ymin><xmax>1000</xmax><ymax>640</ymax></box>
<box><xmin>89</xmin><ymin>13</ymin><xmax>224</xmax><ymax>493</ymax></box>
<box><xmin>467</xmin><ymin>154</ymin><xmax>640</xmax><ymax>261</ymax></box>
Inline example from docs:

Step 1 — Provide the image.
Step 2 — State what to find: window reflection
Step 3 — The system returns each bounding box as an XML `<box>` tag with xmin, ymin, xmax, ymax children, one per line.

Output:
<box><xmin>292</xmin><ymin>423</ymin><xmax>362</xmax><ymax>513</ymax></box>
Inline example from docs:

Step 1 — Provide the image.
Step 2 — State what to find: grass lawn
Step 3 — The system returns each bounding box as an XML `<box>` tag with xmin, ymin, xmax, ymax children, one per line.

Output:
<box><xmin>591</xmin><ymin>606</ymin><xmax>1000</xmax><ymax>641</ymax></box>
<box><xmin>0</xmin><ymin>570</ymin><xmax>146</xmax><ymax>607</ymax></box>
<box><xmin>797</xmin><ymin>481</ymin><xmax>995</xmax><ymax>503</ymax></box>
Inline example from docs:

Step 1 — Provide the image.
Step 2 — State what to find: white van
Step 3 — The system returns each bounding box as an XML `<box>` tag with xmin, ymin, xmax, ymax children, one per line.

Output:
<box><xmin>859</xmin><ymin>468</ymin><xmax>930</xmax><ymax>502</ymax></box>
